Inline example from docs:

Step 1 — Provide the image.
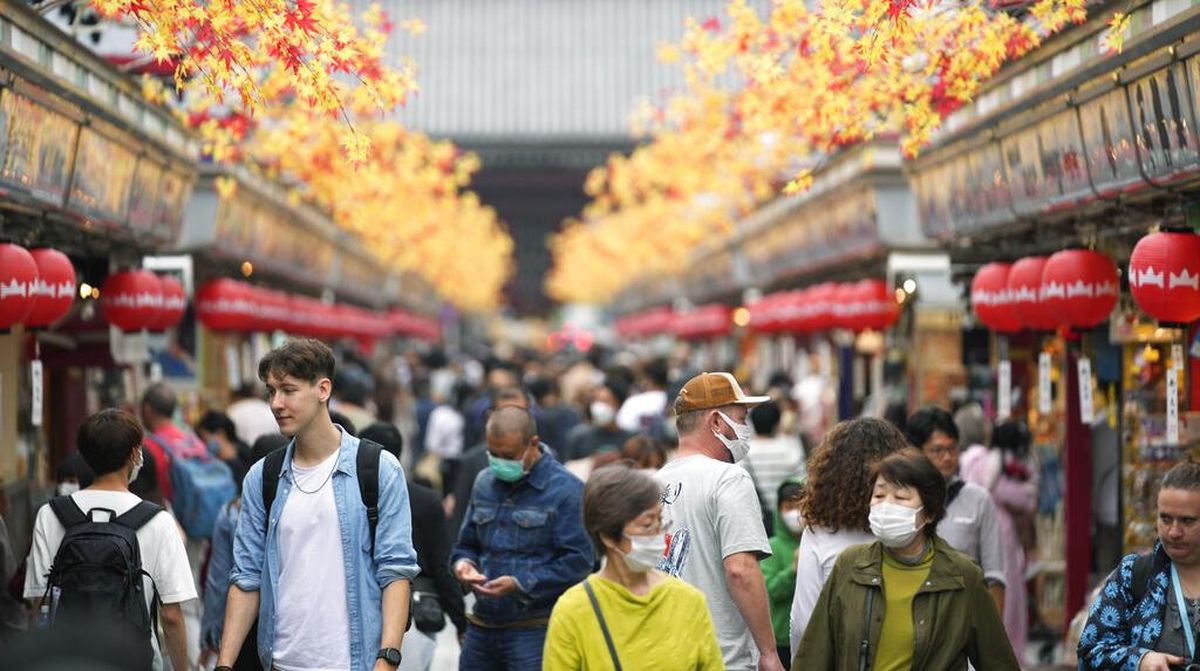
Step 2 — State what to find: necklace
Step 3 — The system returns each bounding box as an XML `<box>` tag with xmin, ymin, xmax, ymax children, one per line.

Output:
<box><xmin>291</xmin><ymin>456</ymin><xmax>336</xmax><ymax>495</ymax></box>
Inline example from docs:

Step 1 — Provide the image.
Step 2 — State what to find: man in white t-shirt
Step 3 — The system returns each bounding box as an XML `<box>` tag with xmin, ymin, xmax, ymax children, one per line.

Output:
<box><xmin>656</xmin><ymin>372</ymin><xmax>783</xmax><ymax>671</ymax></box>
<box><xmin>24</xmin><ymin>408</ymin><xmax>196</xmax><ymax>671</ymax></box>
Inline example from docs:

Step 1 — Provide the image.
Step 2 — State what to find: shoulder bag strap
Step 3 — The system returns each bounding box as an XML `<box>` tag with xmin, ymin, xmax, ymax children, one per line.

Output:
<box><xmin>584</xmin><ymin>579</ymin><xmax>622</xmax><ymax>671</ymax></box>
<box><xmin>858</xmin><ymin>586</ymin><xmax>875</xmax><ymax>671</ymax></box>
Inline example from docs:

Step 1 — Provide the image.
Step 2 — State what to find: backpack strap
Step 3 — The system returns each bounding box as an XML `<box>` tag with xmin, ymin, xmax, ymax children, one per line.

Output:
<box><xmin>114</xmin><ymin>501</ymin><xmax>165</xmax><ymax>531</ymax></box>
<box><xmin>48</xmin><ymin>496</ymin><xmax>88</xmax><ymax>528</ymax></box>
<box><xmin>1130</xmin><ymin>551</ymin><xmax>1165</xmax><ymax>604</ymax></box>
<box><xmin>357</xmin><ymin>439</ymin><xmax>383</xmax><ymax>553</ymax></box>
<box><xmin>260</xmin><ymin>447</ymin><xmax>287</xmax><ymax>534</ymax></box>
<box><xmin>946</xmin><ymin>479</ymin><xmax>967</xmax><ymax>507</ymax></box>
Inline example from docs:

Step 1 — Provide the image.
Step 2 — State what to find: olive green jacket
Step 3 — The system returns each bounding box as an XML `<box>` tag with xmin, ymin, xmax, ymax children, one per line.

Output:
<box><xmin>794</xmin><ymin>536</ymin><xmax>1020</xmax><ymax>671</ymax></box>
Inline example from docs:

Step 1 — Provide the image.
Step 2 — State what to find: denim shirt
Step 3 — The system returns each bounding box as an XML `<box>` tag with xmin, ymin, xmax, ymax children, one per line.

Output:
<box><xmin>449</xmin><ymin>446</ymin><xmax>593</xmax><ymax>624</ymax></box>
<box><xmin>230</xmin><ymin>429</ymin><xmax>420</xmax><ymax>671</ymax></box>
<box><xmin>202</xmin><ymin>499</ymin><xmax>240</xmax><ymax>649</ymax></box>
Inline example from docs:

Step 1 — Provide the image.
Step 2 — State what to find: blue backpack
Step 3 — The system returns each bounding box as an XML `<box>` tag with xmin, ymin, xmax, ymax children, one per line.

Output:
<box><xmin>147</xmin><ymin>431</ymin><xmax>236</xmax><ymax>539</ymax></box>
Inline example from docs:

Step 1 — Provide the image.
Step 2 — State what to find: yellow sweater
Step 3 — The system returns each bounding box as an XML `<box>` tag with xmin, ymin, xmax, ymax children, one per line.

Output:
<box><xmin>872</xmin><ymin>546</ymin><xmax>934</xmax><ymax>671</ymax></box>
<box><xmin>543</xmin><ymin>574</ymin><xmax>725</xmax><ymax>671</ymax></box>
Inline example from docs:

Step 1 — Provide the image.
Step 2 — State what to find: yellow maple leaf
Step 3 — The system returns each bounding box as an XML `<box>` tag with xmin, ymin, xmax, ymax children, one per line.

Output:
<box><xmin>214</xmin><ymin>176</ymin><xmax>238</xmax><ymax>200</ymax></box>
<box><xmin>782</xmin><ymin>170</ymin><xmax>813</xmax><ymax>195</ymax></box>
<box><xmin>340</xmin><ymin>130</ymin><xmax>372</xmax><ymax>164</ymax></box>
<box><xmin>401</xmin><ymin>18</ymin><xmax>427</xmax><ymax>36</ymax></box>
<box><xmin>1102</xmin><ymin>12</ymin><xmax>1131</xmax><ymax>53</ymax></box>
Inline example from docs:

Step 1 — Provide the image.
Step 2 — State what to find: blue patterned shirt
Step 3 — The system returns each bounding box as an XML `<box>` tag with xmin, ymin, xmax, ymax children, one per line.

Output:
<box><xmin>1078</xmin><ymin>544</ymin><xmax>1171</xmax><ymax>671</ymax></box>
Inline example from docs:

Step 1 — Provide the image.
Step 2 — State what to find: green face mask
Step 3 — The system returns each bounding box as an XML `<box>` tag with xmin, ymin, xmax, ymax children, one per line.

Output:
<box><xmin>488</xmin><ymin>449</ymin><xmax>529</xmax><ymax>482</ymax></box>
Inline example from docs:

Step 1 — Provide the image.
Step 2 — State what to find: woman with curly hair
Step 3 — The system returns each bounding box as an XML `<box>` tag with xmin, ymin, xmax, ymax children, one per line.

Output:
<box><xmin>787</xmin><ymin>417</ymin><xmax>909</xmax><ymax>658</ymax></box>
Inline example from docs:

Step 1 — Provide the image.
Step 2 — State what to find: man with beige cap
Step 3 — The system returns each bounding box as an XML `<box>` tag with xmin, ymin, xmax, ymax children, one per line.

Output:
<box><xmin>656</xmin><ymin>372</ymin><xmax>784</xmax><ymax>671</ymax></box>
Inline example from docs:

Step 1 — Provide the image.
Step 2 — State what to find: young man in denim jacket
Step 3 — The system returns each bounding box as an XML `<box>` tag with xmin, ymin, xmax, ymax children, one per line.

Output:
<box><xmin>215</xmin><ymin>339</ymin><xmax>419</xmax><ymax>671</ymax></box>
<box><xmin>451</xmin><ymin>406</ymin><xmax>593</xmax><ymax>670</ymax></box>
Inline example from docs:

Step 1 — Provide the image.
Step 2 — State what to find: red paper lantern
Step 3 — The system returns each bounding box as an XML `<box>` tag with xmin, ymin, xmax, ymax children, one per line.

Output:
<box><xmin>25</xmin><ymin>248</ymin><xmax>76</xmax><ymax>328</ymax></box>
<box><xmin>970</xmin><ymin>263</ymin><xmax>1021</xmax><ymax>333</ymax></box>
<box><xmin>101</xmin><ymin>270</ymin><xmax>163</xmax><ymax>331</ymax></box>
<box><xmin>1007</xmin><ymin>257</ymin><xmax>1057</xmax><ymax>331</ymax></box>
<box><xmin>1129</xmin><ymin>230</ymin><xmax>1200</xmax><ymax>324</ymax></box>
<box><xmin>196</xmin><ymin>278</ymin><xmax>257</xmax><ymax>332</ymax></box>
<box><xmin>806</xmin><ymin>283</ymin><xmax>837</xmax><ymax>332</ymax></box>
<box><xmin>1040</xmin><ymin>250</ymin><xmax>1119</xmax><ymax>329</ymax></box>
<box><xmin>146</xmin><ymin>275</ymin><xmax>187</xmax><ymax>331</ymax></box>
<box><xmin>855</xmin><ymin>279</ymin><xmax>901</xmax><ymax>331</ymax></box>
<box><xmin>0</xmin><ymin>244</ymin><xmax>37</xmax><ymax>330</ymax></box>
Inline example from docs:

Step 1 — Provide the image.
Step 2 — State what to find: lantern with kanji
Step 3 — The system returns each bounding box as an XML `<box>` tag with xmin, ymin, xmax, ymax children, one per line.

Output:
<box><xmin>146</xmin><ymin>275</ymin><xmax>187</xmax><ymax>332</ymax></box>
<box><xmin>196</xmin><ymin>278</ymin><xmax>257</xmax><ymax>332</ymax></box>
<box><xmin>1007</xmin><ymin>257</ymin><xmax>1057</xmax><ymax>331</ymax></box>
<box><xmin>970</xmin><ymin>263</ymin><xmax>1022</xmax><ymax>333</ymax></box>
<box><xmin>853</xmin><ymin>279</ymin><xmax>900</xmax><ymax>331</ymax></box>
<box><xmin>1128</xmin><ymin>229</ymin><xmax>1200</xmax><ymax>324</ymax></box>
<box><xmin>100</xmin><ymin>270</ymin><xmax>164</xmax><ymax>332</ymax></box>
<box><xmin>24</xmin><ymin>248</ymin><xmax>76</xmax><ymax>328</ymax></box>
<box><xmin>1039</xmin><ymin>250</ymin><xmax>1119</xmax><ymax>329</ymax></box>
<box><xmin>0</xmin><ymin>244</ymin><xmax>38</xmax><ymax>330</ymax></box>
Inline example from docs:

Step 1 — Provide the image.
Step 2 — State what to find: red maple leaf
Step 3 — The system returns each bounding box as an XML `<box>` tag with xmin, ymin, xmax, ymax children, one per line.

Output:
<box><xmin>700</xmin><ymin>16</ymin><xmax>721</xmax><ymax>32</ymax></box>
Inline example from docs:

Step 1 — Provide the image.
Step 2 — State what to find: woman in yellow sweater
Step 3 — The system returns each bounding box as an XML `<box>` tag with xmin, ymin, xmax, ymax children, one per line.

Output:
<box><xmin>796</xmin><ymin>448</ymin><xmax>1019</xmax><ymax>670</ymax></box>
<box><xmin>543</xmin><ymin>463</ymin><xmax>724</xmax><ymax>670</ymax></box>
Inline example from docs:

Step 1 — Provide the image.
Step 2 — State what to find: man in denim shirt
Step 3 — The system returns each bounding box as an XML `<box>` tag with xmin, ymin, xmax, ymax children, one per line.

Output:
<box><xmin>451</xmin><ymin>406</ymin><xmax>592</xmax><ymax>670</ymax></box>
<box><xmin>215</xmin><ymin>339</ymin><xmax>420</xmax><ymax>671</ymax></box>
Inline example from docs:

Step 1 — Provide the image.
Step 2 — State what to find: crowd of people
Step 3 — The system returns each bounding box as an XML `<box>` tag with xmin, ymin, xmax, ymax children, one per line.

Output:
<box><xmin>1</xmin><ymin>337</ymin><xmax>1189</xmax><ymax>671</ymax></box>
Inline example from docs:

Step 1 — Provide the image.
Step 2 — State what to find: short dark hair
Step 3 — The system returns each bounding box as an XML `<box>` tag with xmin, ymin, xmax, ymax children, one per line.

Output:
<box><xmin>258</xmin><ymin>338</ymin><xmax>336</xmax><ymax>385</ymax></box>
<box><xmin>334</xmin><ymin>366</ymin><xmax>373</xmax><ymax>406</ymax></box>
<box><xmin>904</xmin><ymin>407</ymin><xmax>959</xmax><ymax>449</ymax></box>
<box><xmin>778</xmin><ymin>480</ymin><xmax>805</xmax><ymax>506</ymax></box>
<box><xmin>583</xmin><ymin>463</ymin><xmax>661</xmax><ymax>550</ymax></box>
<box><xmin>141</xmin><ymin>383</ymin><xmax>176</xmax><ymax>418</ymax></box>
<box><xmin>601</xmin><ymin>379</ymin><xmax>630</xmax><ymax>407</ymax></box>
<box><xmin>1163</xmin><ymin>461</ymin><xmax>1200</xmax><ymax>492</ymax></box>
<box><xmin>77</xmin><ymin>409</ymin><xmax>144</xmax><ymax>476</ymax></box>
<box><xmin>620</xmin><ymin>435</ymin><xmax>667</xmax><ymax>470</ymax></box>
<box><xmin>487</xmin><ymin>406</ymin><xmax>536</xmax><ymax>443</ymax></box>
<box><xmin>642</xmin><ymin>358</ymin><xmax>669</xmax><ymax>388</ymax></box>
<box><xmin>874</xmin><ymin>448</ymin><xmax>948</xmax><ymax>538</ymax></box>
<box><xmin>360</xmin><ymin>422</ymin><xmax>403</xmax><ymax>461</ymax></box>
<box><xmin>750</xmin><ymin>401</ymin><xmax>782</xmax><ymax>436</ymax></box>
<box><xmin>197</xmin><ymin>410</ymin><xmax>237</xmax><ymax>441</ymax></box>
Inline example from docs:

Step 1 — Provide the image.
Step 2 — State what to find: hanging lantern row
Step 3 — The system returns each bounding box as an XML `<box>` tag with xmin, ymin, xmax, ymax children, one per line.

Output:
<box><xmin>673</xmin><ymin>304</ymin><xmax>733</xmax><ymax>340</ymax></box>
<box><xmin>972</xmin><ymin>230</ymin><xmax>1200</xmax><ymax>332</ymax></box>
<box><xmin>0</xmin><ymin>244</ymin><xmax>77</xmax><ymax>330</ymax></box>
<box><xmin>100</xmin><ymin>269</ymin><xmax>188</xmax><ymax>332</ymax></box>
<box><xmin>748</xmin><ymin>279</ymin><xmax>900</xmax><ymax>335</ymax></box>
<box><xmin>194</xmin><ymin>278</ymin><xmax>439</xmax><ymax>342</ymax></box>
<box><xmin>615</xmin><ymin>306</ymin><xmax>677</xmax><ymax>339</ymax></box>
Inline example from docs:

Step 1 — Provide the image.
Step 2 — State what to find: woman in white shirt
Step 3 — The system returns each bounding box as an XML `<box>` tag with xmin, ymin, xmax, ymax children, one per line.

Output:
<box><xmin>787</xmin><ymin>417</ymin><xmax>909</xmax><ymax>659</ymax></box>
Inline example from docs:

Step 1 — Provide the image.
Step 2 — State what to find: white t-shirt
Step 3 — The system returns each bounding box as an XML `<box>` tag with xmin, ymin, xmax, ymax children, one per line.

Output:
<box><xmin>656</xmin><ymin>454</ymin><xmax>772</xmax><ymax>671</ymax></box>
<box><xmin>616</xmin><ymin>390</ymin><xmax>668</xmax><ymax>433</ymax></box>
<box><xmin>788</xmin><ymin>525</ymin><xmax>876</xmax><ymax>659</ymax></box>
<box><xmin>743</xmin><ymin>435</ymin><xmax>806</xmax><ymax>510</ymax></box>
<box><xmin>227</xmin><ymin>397</ymin><xmax>280</xmax><ymax>447</ymax></box>
<box><xmin>424</xmin><ymin>405</ymin><xmax>464</xmax><ymax>459</ymax></box>
<box><xmin>273</xmin><ymin>451</ymin><xmax>352</xmax><ymax>671</ymax></box>
<box><xmin>23</xmin><ymin>490</ymin><xmax>197</xmax><ymax>671</ymax></box>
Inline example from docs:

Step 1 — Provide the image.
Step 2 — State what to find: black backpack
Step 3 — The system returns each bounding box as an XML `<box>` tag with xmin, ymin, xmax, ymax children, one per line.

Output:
<box><xmin>43</xmin><ymin>497</ymin><xmax>163</xmax><ymax>669</ymax></box>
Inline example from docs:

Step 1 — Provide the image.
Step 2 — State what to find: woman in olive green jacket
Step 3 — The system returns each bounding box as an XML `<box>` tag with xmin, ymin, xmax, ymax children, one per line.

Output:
<box><xmin>795</xmin><ymin>448</ymin><xmax>1020</xmax><ymax>671</ymax></box>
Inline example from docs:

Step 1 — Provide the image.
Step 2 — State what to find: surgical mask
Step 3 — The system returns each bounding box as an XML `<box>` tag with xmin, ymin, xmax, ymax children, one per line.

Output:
<box><xmin>781</xmin><ymin>509</ymin><xmax>804</xmax><ymax>534</ymax></box>
<box><xmin>713</xmin><ymin>410</ymin><xmax>752</xmax><ymax>463</ymax></box>
<box><xmin>590</xmin><ymin>401</ymin><xmax>616</xmax><ymax>426</ymax></box>
<box><xmin>622</xmin><ymin>534</ymin><xmax>667</xmax><ymax>572</ymax></box>
<box><xmin>869</xmin><ymin>501</ymin><xmax>924</xmax><ymax>548</ymax></box>
<box><xmin>128</xmin><ymin>450</ymin><xmax>145</xmax><ymax>484</ymax></box>
<box><xmin>488</xmin><ymin>447</ymin><xmax>530</xmax><ymax>483</ymax></box>
<box><xmin>56</xmin><ymin>482</ymin><xmax>80</xmax><ymax>496</ymax></box>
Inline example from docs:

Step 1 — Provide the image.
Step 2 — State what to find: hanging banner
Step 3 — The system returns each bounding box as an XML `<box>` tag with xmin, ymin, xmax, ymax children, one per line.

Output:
<box><xmin>30</xmin><ymin>359</ymin><xmax>42</xmax><ymax>427</ymax></box>
<box><xmin>1167</xmin><ymin>344</ymin><xmax>1182</xmax><ymax>445</ymax></box>
<box><xmin>1077</xmin><ymin>357</ymin><xmax>1094</xmax><ymax>424</ymax></box>
<box><xmin>997</xmin><ymin>360</ymin><xmax>1012</xmax><ymax>421</ymax></box>
<box><xmin>1038</xmin><ymin>352</ymin><xmax>1053</xmax><ymax>415</ymax></box>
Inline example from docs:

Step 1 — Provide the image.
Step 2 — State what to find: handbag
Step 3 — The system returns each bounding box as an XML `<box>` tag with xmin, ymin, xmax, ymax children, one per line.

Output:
<box><xmin>583</xmin><ymin>580</ymin><xmax>622</xmax><ymax>671</ymax></box>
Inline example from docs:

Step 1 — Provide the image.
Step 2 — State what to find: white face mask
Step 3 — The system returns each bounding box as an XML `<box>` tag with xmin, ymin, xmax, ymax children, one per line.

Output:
<box><xmin>590</xmin><ymin>401</ymin><xmax>617</xmax><ymax>427</ymax></box>
<box><xmin>869</xmin><ymin>501</ymin><xmax>924</xmax><ymax>548</ymax></box>
<box><xmin>57</xmin><ymin>482</ymin><xmax>80</xmax><ymax>496</ymax></box>
<box><xmin>781</xmin><ymin>509</ymin><xmax>804</xmax><ymax>534</ymax></box>
<box><xmin>128</xmin><ymin>450</ymin><xmax>145</xmax><ymax>484</ymax></box>
<box><xmin>713</xmin><ymin>410</ymin><xmax>752</xmax><ymax>463</ymax></box>
<box><xmin>622</xmin><ymin>534</ymin><xmax>667</xmax><ymax>572</ymax></box>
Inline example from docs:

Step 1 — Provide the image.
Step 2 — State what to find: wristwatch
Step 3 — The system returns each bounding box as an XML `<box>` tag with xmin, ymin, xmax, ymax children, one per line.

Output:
<box><xmin>377</xmin><ymin>647</ymin><xmax>402</xmax><ymax>667</ymax></box>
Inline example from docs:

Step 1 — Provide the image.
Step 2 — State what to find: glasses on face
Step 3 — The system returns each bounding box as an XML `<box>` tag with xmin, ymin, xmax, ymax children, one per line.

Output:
<box><xmin>925</xmin><ymin>443</ymin><xmax>959</xmax><ymax>459</ymax></box>
<box><xmin>626</xmin><ymin>517</ymin><xmax>671</xmax><ymax>537</ymax></box>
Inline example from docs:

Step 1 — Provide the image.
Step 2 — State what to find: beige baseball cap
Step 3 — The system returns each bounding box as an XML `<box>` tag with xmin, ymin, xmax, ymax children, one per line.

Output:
<box><xmin>674</xmin><ymin>372</ymin><xmax>770</xmax><ymax>414</ymax></box>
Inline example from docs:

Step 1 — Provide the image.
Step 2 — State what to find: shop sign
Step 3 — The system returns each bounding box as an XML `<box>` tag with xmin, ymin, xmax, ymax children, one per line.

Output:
<box><xmin>1130</xmin><ymin>60</ymin><xmax>1198</xmax><ymax>184</ymax></box>
<box><xmin>1038</xmin><ymin>352</ymin><xmax>1053</xmax><ymax>415</ymax></box>
<box><xmin>1078</xmin><ymin>86</ymin><xmax>1142</xmax><ymax>196</ymax></box>
<box><xmin>0</xmin><ymin>89</ymin><xmax>78</xmax><ymax>206</ymax></box>
<box><xmin>997</xmin><ymin>359</ymin><xmax>1012</xmax><ymax>420</ymax></box>
<box><xmin>1077</xmin><ymin>356</ymin><xmax>1094</xmax><ymax>424</ymax></box>
<box><xmin>128</xmin><ymin>157</ymin><xmax>164</xmax><ymax>232</ymax></box>
<box><xmin>745</xmin><ymin>186</ymin><xmax>879</xmax><ymax>284</ymax></box>
<box><xmin>153</xmin><ymin>169</ymin><xmax>191</xmax><ymax>244</ymax></box>
<box><xmin>70</xmin><ymin>124</ymin><xmax>137</xmax><ymax>224</ymax></box>
<box><xmin>30</xmin><ymin>359</ymin><xmax>42</xmax><ymax>428</ymax></box>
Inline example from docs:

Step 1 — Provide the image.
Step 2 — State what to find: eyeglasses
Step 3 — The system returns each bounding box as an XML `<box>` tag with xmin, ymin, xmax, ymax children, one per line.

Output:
<box><xmin>924</xmin><ymin>443</ymin><xmax>959</xmax><ymax>459</ymax></box>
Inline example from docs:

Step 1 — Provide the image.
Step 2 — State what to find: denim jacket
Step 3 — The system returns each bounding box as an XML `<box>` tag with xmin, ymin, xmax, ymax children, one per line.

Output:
<box><xmin>1078</xmin><ymin>544</ymin><xmax>1171</xmax><ymax>671</ymax></box>
<box><xmin>449</xmin><ymin>446</ymin><xmax>592</xmax><ymax>624</ymax></box>
<box><xmin>202</xmin><ymin>499</ymin><xmax>240</xmax><ymax>650</ymax></box>
<box><xmin>230</xmin><ymin>429</ymin><xmax>420</xmax><ymax>671</ymax></box>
